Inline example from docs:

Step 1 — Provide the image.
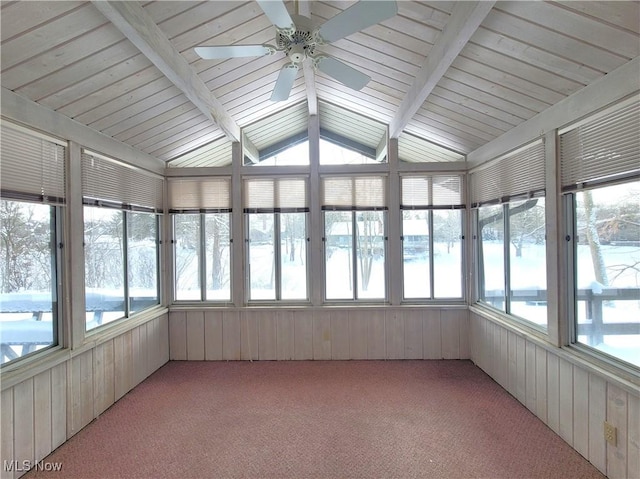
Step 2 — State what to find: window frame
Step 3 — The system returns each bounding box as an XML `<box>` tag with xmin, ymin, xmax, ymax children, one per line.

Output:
<box><xmin>84</xmin><ymin>206</ymin><xmax>161</xmax><ymax>331</ymax></box>
<box><xmin>0</xmin><ymin>122</ymin><xmax>67</xmax><ymax>366</ymax></box>
<box><xmin>245</xmin><ymin>210</ymin><xmax>310</xmax><ymax>302</ymax></box>
<box><xmin>172</xmin><ymin>212</ymin><xmax>233</xmax><ymax>303</ymax></box>
<box><xmin>0</xmin><ymin>199</ymin><xmax>64</xmax><ymax>366</ymax></box>
<box><xmin>557</xmin><ymin>95</ymin><xmax>640</xmax><ymax>372</ymax></box>
<box><xmin>242</xmin><ymin>176</ymin><xmax>310</xmax><ymax>304</ymax></box>
<box><xmin>474</xmin><ymin>195</ymin><xmax>548</xmax><ymax>332</ymax></box>
<box><xmin>323</xmin><ymin>209</ymin><xmax>388</xmax><ymax>302</ymax></box>
<box><xmin>401</xmin><ymin>209</ymin><xmax>466</xmax><ymax>301</ymax></box>
<box><xmin>564</xmin><ymin>179</ymin><xmax>640</xmax><ymax>370</ymax></box>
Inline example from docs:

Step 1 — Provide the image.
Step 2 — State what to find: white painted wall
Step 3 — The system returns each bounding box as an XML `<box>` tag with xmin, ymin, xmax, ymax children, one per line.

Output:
<box><xmin>0</xmin><ymin>314</ymin><xmax>169</xmax><ymax>479</ymax></box>
<box><xmin>168</xmin><ymin>306</ymin><xmax>469</xmax><ymax>361</ymax></box>
<box><xmin>470</xmin><ymin>311</ymin><xmax>640</xmax><ymax>479</ymax></box>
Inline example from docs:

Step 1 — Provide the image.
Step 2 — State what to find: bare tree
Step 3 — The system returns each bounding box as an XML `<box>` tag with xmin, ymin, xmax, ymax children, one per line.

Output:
<box><xmin>0</xmin><ymin>201</ymin><xmax>51</xmax><ymax>293</ymax></box>
<box><xmin>205</xmin><ymin>214</ymin><xmax>230</xmax><ymax>290</ymax></box>
<box><xmin>582</xmin><ymin>191</ymin><xmax>609</xmax><ymax>286</ymax></box>
<box><xmin>509</xmin><ymin>199</ymin><xmax>545</xmax><ymax>258</ymax></box>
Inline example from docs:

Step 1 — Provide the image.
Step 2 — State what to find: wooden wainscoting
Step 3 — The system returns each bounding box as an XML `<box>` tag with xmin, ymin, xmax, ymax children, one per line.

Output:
<box><xmin>469</xmin><ymin>311</ymin><xmax>640</xmax><ymax>479</ymax></box>
<box><xmin>0</xmin><ymin>314</ymin><xmax>169</xmax><ymax>479</ymax></box>
<box><xmin>168</xmin><ymin>307</ymin><xmax>470</xmax><ymax>361</ymax></box>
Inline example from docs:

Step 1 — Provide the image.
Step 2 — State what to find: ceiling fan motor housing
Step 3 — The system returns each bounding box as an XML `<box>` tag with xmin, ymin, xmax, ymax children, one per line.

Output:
<box><xmin>276</xmin><ymin>15</ymin><xmax>318</xmax><ymax>64</ymax></box>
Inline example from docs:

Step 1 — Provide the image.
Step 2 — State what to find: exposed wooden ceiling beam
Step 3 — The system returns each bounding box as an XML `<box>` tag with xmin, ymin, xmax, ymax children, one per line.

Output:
<box><xmin>389</xmin><ymin>1</ymin><xmax>495</xmax><ymax>139</ymax></box>
<box><xmin>375</xmin><ymin>131</ymin><xmax>388</xmax><ymax>163</ymax></box>
<box><xmin>91</xmin><ymin>0</ymin><xmax>259</xmax><ymax>162</ymax></box>
<box><xmin>298</xmin><ymin>0</ymin><xmax>318</xmax><ymax>116</ymax></box>
<box><xmin>242</xmin><ymin>132</ymin><xmax>259</xmax><ymax>164</ymax></box>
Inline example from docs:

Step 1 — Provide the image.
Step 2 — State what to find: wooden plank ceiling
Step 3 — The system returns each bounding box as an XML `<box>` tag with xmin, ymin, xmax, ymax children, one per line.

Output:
<box><xmin>1</xmin><ymin>1</ymin><xmax>638</xmax><ymax>167</ymax></box>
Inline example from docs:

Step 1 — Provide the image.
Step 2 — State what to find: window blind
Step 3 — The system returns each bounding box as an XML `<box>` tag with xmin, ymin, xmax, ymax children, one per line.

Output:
<box><xmin>401</xmin><ymin>175</ymin><xmax>463</xmax><ymax>209</ymax></box>
<box><xmin>0</xmin><ymin>122</ymin><xmax>66</xmax><ymax>204</ymax></box>
<box><xmin>560</xmin><ymin>97</ymin><xmax>640</xmax><ymax>190</ymax></box>
<box><xmin>169</xmin><ymin>177</ymin><xmax>231</xmax><ymax>213</ymax></box>
<box><xmin>244</xmin><ymin>177</ymin><xmax>308</xmax><ymax>212</ymax></box>
<box><xmin>470</xmin><ymin>140</ymin><xmax>545</xmax><ymax>206</ymax></box>
<box><xmin>82</xmin><ymin>151</ymin><xmax>164</xmax><ymax>212</ymax></box>
<box><xmin>321</xmin><ymin>176</ymin><xmax>387</xmax><ymax>210</ymax></box>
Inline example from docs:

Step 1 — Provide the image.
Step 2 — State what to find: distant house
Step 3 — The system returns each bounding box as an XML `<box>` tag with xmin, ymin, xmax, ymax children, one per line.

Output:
<box><xmin>402</xmin><ymin>219</ymin><xmax>429</xmax><ymax>255</ymax></box>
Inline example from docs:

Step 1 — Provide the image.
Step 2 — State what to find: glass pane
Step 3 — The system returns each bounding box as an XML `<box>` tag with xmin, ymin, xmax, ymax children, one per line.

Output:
<box><xmin>205</xmin><ymin>213</ymin><xmax>231</xmax><ymax>301</ymax></box>
<box><xmin>508</xmin><ymin>199</ymin><xmax>547</xmax><ymax>327</ymax></box>
<box><xmin>478</xmin><ymin>205</ymin><xmax>505</xmax><ymax>310</ymax></box>
<box><xmin>402</xmin><ymin>210</ymin><xmax>430</xmax><ymax>299</ymax></box>
<box><xmin>319</xmin><ymin>139</ymin><xmax>380</xmax><ymax>165</ymax></box>
<box><xmin>356</xmin><ymin>211</ymin><xmax>385</xmax><ymax>299</ymax></box>
<box><xmin>575</xmin><ymin>182</ymin><xmax>640</xmax><ymax>367</ymax></box>
<box><xmin>128</xmin><ymin>212</ymin><xmax>159</xmax><ymax>313</ymax></box>
<box><xmin>325</xmin><ymin>211</ymin><xmax>354</xmax><ymax>299</ymax></box>
<box><xmin>248</xmin><ymin>214</ymin><xmax>275</xmax><ymax>300</ymax></box>
<box><xmin>280</xmin><ymin>212</ymin><xmax>307</xmax><ymax>300</ymax></box>
<box><xmin>174</xmin><ymin>214</ymin><xmax>201</xmax><ymax>301</ymax></box>
<box><xmin>0</xmin><ymin>200</ymin><xmax>56</xmax><ymax>364</ymax></box>
<box><xmin>434</xmin><ymin>209</ymin><xmax>463</xmax><ymax>298</ymax></box>
<box><xmin>84</xmin><ymin>206</ymin><xmax>124</xmax><ymax>330</ymax></box>
<box><xmin>257</xmin><ymin>141</ymin><xmax>309</xmax><ymax>166</ymax></box>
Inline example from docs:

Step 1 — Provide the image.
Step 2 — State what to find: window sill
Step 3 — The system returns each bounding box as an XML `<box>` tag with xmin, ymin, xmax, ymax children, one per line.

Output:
<box><xmin>1</xmin><ymin>346</ymin><xmax>70</xmax><ymax>391</ymax></box>
<box><xmin>82</xmin><ymin>305</ymin><xmax>169</xmax><ymax>350</ymax></box>
<box><xmin>0</xmin><ymin>306</ymin><xmax>169</xmax><ymax>391</ymax></box>
<box><xmin>169</xmin><ymin>303</ymin><xmax>468</xmax><ymax>312</ymax></box>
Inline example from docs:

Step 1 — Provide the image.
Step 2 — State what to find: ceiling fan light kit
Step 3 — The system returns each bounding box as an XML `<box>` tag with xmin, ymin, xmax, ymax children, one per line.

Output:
<box><xmin>195</xmin><ymin>0</ymin><xmax>398</xmax><ymax>101</ymax></box>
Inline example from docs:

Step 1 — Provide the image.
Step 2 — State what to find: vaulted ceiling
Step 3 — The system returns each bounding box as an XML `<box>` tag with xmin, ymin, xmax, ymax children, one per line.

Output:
<box><xmin>1</xmin><ymin>1</ymin><xmax>639</xmax><ymax>167</ymax></box>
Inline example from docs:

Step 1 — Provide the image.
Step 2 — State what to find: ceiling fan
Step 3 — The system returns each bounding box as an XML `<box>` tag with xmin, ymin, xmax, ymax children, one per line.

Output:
<box><xmin>194</xmin><ymin>0</ymin><xmax>397</xmax><ymax>101</ymax></box>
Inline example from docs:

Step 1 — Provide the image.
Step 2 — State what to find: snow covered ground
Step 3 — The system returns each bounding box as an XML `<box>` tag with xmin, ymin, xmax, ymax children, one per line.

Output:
<box><xmin>2</xmin><ymin>241</ymin><xmax>638</xmax><ymax>366</ymax></box>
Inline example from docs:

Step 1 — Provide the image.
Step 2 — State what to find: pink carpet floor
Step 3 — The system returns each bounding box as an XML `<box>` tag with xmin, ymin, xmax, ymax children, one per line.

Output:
<box><xmin>26</xmin><ymin>360</ymin><xmax>604</xmax><ymax>479</ymax></box>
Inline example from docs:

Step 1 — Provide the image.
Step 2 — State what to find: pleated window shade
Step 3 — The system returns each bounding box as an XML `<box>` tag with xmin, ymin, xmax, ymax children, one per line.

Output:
<box><xmin>82</xmin><ymin>150</ymin><xmax>164</xmax><ymax>212</ymax></box>
<box><xmin>169</xmin><ymin>177</ymin><xmax>231</xmax><ymax>213</ymax></box>
<box><xmin>560</xmin><ymin>97</ymin><xmax>640</xmax><ymax>190</ymax></box>
<box><xmin>0</xmin><ymin>122</ymin><xmax>66</xmax><ymax>204</ymax></box>
<box><xmin>401</xmin><ymin>175</ymin><xmax>463</xmax><ymax>209</ymax></box>
<box><xmin>322</xmin><ymin>176</ymin><xmax>387</xmax><ymax>210</ymax></box>
<box><xmin>470</xmin><ymin>140</ymin><xmax>545</xmax><ymax>206</ymax></box>
<box><xmin>243</xmin><ymin>177</ymin><xmax>308</xmax><ymax>213</ymax></box>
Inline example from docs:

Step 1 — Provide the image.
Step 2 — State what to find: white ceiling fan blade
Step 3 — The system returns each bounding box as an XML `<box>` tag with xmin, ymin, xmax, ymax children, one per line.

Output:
<box><xmin>194</xmin><ymin>45</ymin><xmax>272</xmax><ymax>60</ymax></box>
<box><xmin>256</xmin><ymin>0</ymin><xmax>294</xmax><ymax>30</ymax></box>
<box><xmin>316</xmin><ymin>57</ymin><xmax>370</xmax><ymax>91</ymax></box>
<box><xmin>319</xmin><ymin>1</ymin><xmax>397</xmax><ymax>43</ymax></box>
<box><xmin>271</xmin><ymin>63</ymin><xmax>299</xmax><ymax>101</ymax></box>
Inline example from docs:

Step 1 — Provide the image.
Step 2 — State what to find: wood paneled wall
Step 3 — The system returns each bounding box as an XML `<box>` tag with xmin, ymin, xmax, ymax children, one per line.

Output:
<box><xmin>470</xmin><ymin>311</ymin><xmax>640</xmax><ymax>479</ymax></box>
<box><xmin>0</xmin><ymin>314</ymin><xmax>169</xmax><ymax>479</ymax></box>
<box><xmin>168</xmin><ymin>307</ymin><xmax>470</xmax><ymax>361</ymax></box>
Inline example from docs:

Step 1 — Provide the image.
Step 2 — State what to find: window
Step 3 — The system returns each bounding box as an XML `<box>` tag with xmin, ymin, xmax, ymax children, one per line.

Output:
<box><xmin>319</xmin><ymin>138</ymin><xmax>380</xmax><ymax>165</ymax></box>
<box><xmin>508</xmin><ymin>198</ymin><xmax>547</xmax><ymax>323</ymax></box>
<box><xmin>244</xmin><ymin>178</ymin><xmax>308</xmax><ymax>301</ymax></box>
<box><xmin>84</xmin><ymin>206</ymin><xmax>125</xmax><ymax>326</ymax></box>
<box><xmin>323</xmin><ymin>176</ymin><xmax>386</xmax><ymax>300</ymax></box>
<box><xmin>572</xmin><ymin>184</ymin><xmax>640</xmax><ymax>367</ymax></box>
<box><xmin>472</xmin><ymin>141</ymin><xmax>547</xmax><ymax>329</ymax></box>
<box><xmin>0</xmin><ymin>123</ymin><xmax>65</xmax><ymax>365</ymax></box>
<box><xmin>476</xmin><ymin>199</ymin><xmax>547</xmax><ymax>323</ymax></box>
<box><xmin>318</xmin><ymin>102</ymin><xmax>387</xmax><ymax>165</ymax></box>
<box><xmin>478</xmin><ymin>204</ymin><xmax>505</xmax><ymax>309</ymax></box>
<box><xmin>128</xmin><ymin>212</ymin><xmax>160</xmax><ymax>312</ymax></box>
<box><xmin>401</xmin><ymin>175</ymin><xmax>464</xmax><ymax>300</ymax></box>
<box><xmin>82</xmin><ymin>151</ymin><xmax>162</xmax><ymax>330</ymax></box>
<box><xmin>256</xmin><ymin>140</ymin><xmax>309</xmax><ymax>166</ymax></box>
<box><xmin>170</xmin><ymin>177</ymin><xmax>232</xmax><ymax>302</ymax></box>
<box><xmin>560</xmin><ymin>97</ymin><xmax>640</xmax><ymax>367</ymax></box>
